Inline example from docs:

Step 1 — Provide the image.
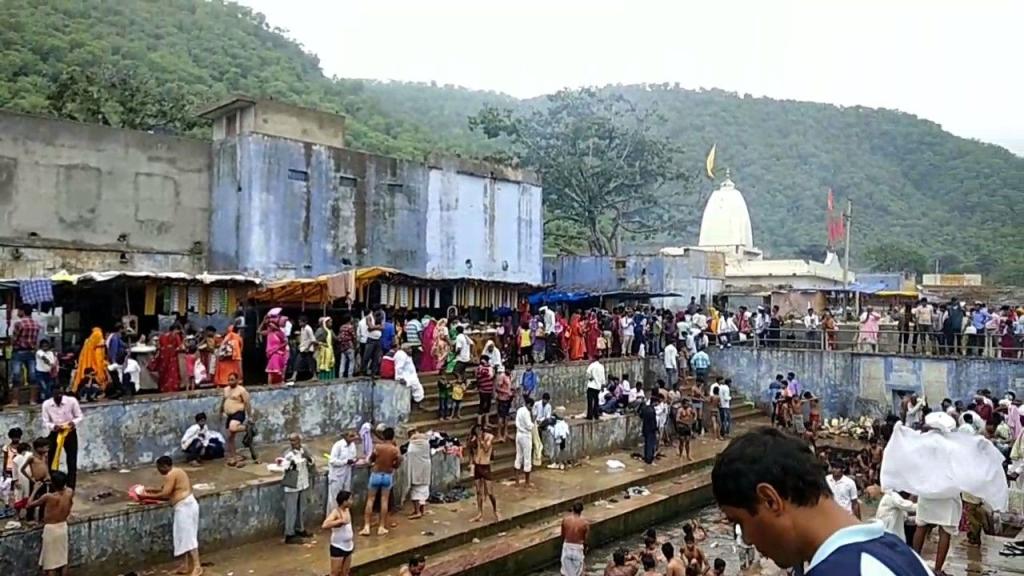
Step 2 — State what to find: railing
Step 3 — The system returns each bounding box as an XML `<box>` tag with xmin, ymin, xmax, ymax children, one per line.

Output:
<box><xmin>704</xmin><ymin>323</ymin><xmax>1024</xmax><ymax>360</ymax></box>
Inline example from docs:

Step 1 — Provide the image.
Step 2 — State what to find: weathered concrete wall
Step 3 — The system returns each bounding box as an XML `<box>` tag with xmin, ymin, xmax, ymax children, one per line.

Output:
<box><xmin>543</xmin><ymin>254</ymin><xmax>721</xmax><ymax>303</ymax></box>
<box><xmin>707</xmin><ymin>348</ymin><xmax>1024</xmax><ymax>418</ymax></box>
<box><xmin>535</xmin><ymin>357</ymin><xmax>647</xmax><ymax>408</ymax></box>
<box><xmin>0</xmin><ymin>451</ymin><xmax>459</xmax><ymax>576</ymax></box>
<box><xmin>425</xmin><ymin>163</ymin><xmax>543</xmax><ymax>284</ymax></box>
<box><xmin>0</xmin><ymin>110</ymin><xmax>210</xmax><ymax>277</ymax></box>
<box><xmin>0</xmin><ymin>378</ymin><xmax>410</xmax><ymax>472</ymax></box>
<box><xmin>210</xmin><ymin>136</ymin><xmax>543</xmax><ymax>283</ymax></box>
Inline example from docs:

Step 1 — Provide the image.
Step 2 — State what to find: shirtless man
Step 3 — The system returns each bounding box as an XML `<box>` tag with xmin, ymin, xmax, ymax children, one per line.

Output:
<box><xmin>398</xmin><ymin>554</ymin><xmax>426</xmax><ymax>576</ymax></box>
<box><xmin>604</xmin><ymin>548</ymin><xmax>639</xmax><ymax>576</ymax></box>
<box><xmin>220</xmin><ymin>374</ymin><xmax>251</xmax><ymax>467</ymax></box>
<box><xmin>21</xmin><ymin>438</ymin><xmax>50</xmax><ymax>522</ymax></box>
<box><xmin>681</xmin><ymin>533</ymin><xmax>709</xmax><ymax>575</ymax></box>
<box><xmin>675</xmin><ymin>400</ymin><xmax>696</xmax><ymax>460</ymax></box>
<box><xmin>144</xmin><ymin>456</ymin><xmax>201</xmax><ymax>576</ymax></box>
<box><xmin>468</xmin><ymin>424</ymin><xmax>498</xmax><ymax>522</ymax></box>
<box><xmin>560</xmin><ymin>502</ymin><xmax>589</xmax><ymax>576</ymax></box>
<box><xmin>361</xmin><ymin>427</ymin><xmax>402</xmax><ymax>536</ymax></box>
<box><xmin>639</xmin><ymin>552</ymin><xmax>658</xmax><ymax>576</ymax></box>
<box><xmin>29</xmin><ymin>470</ymin><xmax>73</xmax><ymax>576</ymax></box>
<box><xmin>663</xmin><ymin>542</ymin><xmax>685</xmax><ymax>576</ymax></box>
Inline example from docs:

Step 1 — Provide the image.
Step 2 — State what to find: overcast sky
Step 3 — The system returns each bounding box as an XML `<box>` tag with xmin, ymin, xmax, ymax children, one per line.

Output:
<box><xmin>240</xmin><ymin>0</ymin><xmax>1023</xmax><ymax>155</ymax></box>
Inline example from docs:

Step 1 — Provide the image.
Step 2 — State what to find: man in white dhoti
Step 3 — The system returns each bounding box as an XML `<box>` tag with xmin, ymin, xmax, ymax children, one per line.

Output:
<box><xmin>404</xmin><ymin>429</ymin><xmax>432</xmax><ymax>519</ymax></box>
<box><xmin>144</xmin><ymin>456</ymin><xmax>201</xmax><ymax>576</ymax></box>
<box><xmin>393</xmin><ymin>342</ymin><xmax>424</xmax><ymax>410</ymax></box>
<box><xmin>882</xmin><ymin>412</ymin><xmax>1007</xmax><ymax>576</ymax></box>
<box><xmin>560</xmin><ymin>502</ymin><xmax>588</xmax><ymax>576</ymax></box>
<box><xmin>28</xmin><ymin>470</ymin><xmax>73</xmax><ymax>576</ymax></box>
<box><xmin>866</xmin><ymin>485</ymin><xmax>917</xmax><ymax>542</ymax></box>
<box><xmin>327</xmin><ymin>431</ymin><xmax>359</xmax><ymax>516</ymax></box>
<box><xmin>514</xmin><ymin>397</ymin><xmax>536</xmax><ymax>487</ymax></box>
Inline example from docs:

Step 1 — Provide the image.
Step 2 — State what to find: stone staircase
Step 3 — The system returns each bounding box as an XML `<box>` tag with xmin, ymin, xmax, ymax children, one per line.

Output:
<box><xmin>407</xmin><ymin>372</ymin><xmax>759</xmax><ymax>483</ymax></box>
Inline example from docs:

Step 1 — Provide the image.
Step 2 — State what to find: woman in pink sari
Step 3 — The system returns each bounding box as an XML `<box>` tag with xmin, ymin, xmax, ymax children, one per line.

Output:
<box><xmin>584</xmin><ymin>311</ymin><xmax>600</xmax><ymax>360</ymax></box>
<box><xmin>261</xmin><ymin>313</ymin><xmax>290</xmax><ymax>384</ymax></box>
<box><xmin>419</xmin><ymin>316</ymin><xmax>438</xmax><ymax>372</ymax></box>
<box><xmin>857</xmin><ymin>307</ymin><xmax>882</xmax><ymax>352</ymax></box>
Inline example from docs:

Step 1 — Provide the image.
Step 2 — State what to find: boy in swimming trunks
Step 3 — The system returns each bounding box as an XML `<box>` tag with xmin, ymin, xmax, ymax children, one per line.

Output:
<box><xmin>675</xmin><ymin>400</ymin><xmax>696</xmax><ymax>460</ymax></box>
<box><xmin>361</xmin><ymin>427</ymin><xmax>402</xmax><ymax>536</ymax></box>
<box><xmin>220</xmin><ymin>374</ymin><xmax>250</xmax><ymax>467</ymax></box>
<box><xmin>468</xmin><ymin>424</ymin><xmax>498</xmax><ymax>522</ymax></box>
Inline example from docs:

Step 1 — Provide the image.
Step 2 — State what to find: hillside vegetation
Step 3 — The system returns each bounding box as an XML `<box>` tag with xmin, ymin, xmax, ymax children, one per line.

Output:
<box><xmin>2</xmin><ymin>0</ymin><xmax>1023</xmax><ymax>280</ymax></box>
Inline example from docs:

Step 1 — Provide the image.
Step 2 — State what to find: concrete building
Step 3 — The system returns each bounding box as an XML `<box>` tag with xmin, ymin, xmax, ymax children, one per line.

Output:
<box><xmin>0</xmin><ymin>111</ymin><xmax>210</xmax><ymax>278</ymax></box>
<box><xmin>542</xmin><ymin>251</ymin><xmax>725</xmax><ymax>307</ymax></box>
<box><xmin>0</xmin><ymin>99</ymin><xmax>542</xmax><ymax>284</ymax></box>
<box><xmin>663</xmin><ymin>173</ymin><xmax>854</xmax><ymax>297</ymax></box>
<box><xmin>202</xmin><ymin>97</ymin><xmax>542</xmax><ymax>283</ymax></box>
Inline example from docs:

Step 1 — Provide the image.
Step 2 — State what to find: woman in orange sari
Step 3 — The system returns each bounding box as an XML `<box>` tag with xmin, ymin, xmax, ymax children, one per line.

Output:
<box><xmin>72</xmin><ymin>327</ymin><xmax>109</xmax><ymax>393</ymax></box>
<box><xmin>215</xmin><ymin>325</ymin><xmax>244</xmax><ymax>385</ymax></box>
<box><xmin>568</xmin><ymin>313</ymin><xmax>586</xmax><ymax>361</ymax></box>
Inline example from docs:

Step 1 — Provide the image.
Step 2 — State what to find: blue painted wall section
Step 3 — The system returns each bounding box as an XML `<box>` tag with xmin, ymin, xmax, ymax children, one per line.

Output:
<box><xmin>544</xmin><ymin>254</ymin><xmax>721</xmax><ymax>299</ymax></box>
<box><xmin>210</xmin><ymin>135</ymin><xmax>542</xmax><ymax>283</ymax></box>
<box><xmin>708</xmin><ymin>348</ymin><xmax>1024</xmax><ymax>418</ymax></box>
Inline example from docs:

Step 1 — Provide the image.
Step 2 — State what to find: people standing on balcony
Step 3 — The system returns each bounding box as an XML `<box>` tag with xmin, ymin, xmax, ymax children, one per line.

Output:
<box><xmin>857</xmin><ymin>306</ymin><xmax>881</xmax><ymax>352</ymax></box>
<box><xmin>1001</xmin><ymin>307</ymin><xmax>1019</xmax><ymax>359</ymax></box>
<box><xmin>897</xmin><ymin>304</ymin><xmax>913</xmax><ymax>354</ymax></box>
<box><xmin>566</xmin><ymin>314</ymin><xmax>584</xmax><ymax>361</ymax></box>
<box><xmin>362</xmin><ymin>309</ymin><xmax>384</xmax><ymax>376</ymax></box>
<box><xmin>912</xmin><ymin>299</ymin><xmax>934</xmax><ymax>354</ymax></box>
<box><xmin>260</xmin><ymin>312</ymin><xmax>289</xmax><ymax>385</ymax></box>
<box><xmin>585</xmin><ymin>311</ymin><xmax>600</xmax><ymax>360</ymax></box>
<box><xmin>215</xmin><ymin>324</ymin><xmax>243</xmax><ymax>386</ymax></box>
<box><xmin>74</xmin><ymin>327</ymin><xmax>110</xmax><ymax>397</ymax></box>
<box><xmin>821</xmin><ymin>310</ymin><xmax>838</xmax><ymax>351</ymax></box>
<box><xmin>967</xmin><ymin>303</ymin><xmax>990</xmax><ymax>356</ymax></box>
<box><xmin>803</xmin><ymin>307</ymin><xmax>821</xmax><ymax>350</ymax></box>
<box><xmin>767</xmin><ymin>306</ymin><xmax>781</xmax><ymax>348</ymax></box>
<box><xmin>944</xmin><ymin>299</ymin><xmax>965</xmax><ymax>355</ymax></box>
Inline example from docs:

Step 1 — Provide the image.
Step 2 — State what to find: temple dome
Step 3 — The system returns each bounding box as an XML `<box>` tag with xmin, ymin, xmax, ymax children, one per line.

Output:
<box><xmin>698</xmin><ymin>177</ymin><xmax>753</xmax><ymax>250</ymax></box>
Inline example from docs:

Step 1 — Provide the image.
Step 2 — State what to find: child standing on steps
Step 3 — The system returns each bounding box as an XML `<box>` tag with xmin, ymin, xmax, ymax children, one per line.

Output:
<box><xmin>451</xmin><ymin>380</ymin><xmax>465</xmax><ymax>419</ymax></box>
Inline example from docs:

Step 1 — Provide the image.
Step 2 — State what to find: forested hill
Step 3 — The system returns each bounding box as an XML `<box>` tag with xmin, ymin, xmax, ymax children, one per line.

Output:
<box><xmin>3</xmin><ymin>0</ymin><xmax>1024</xmax><ymax>280</ymax></box>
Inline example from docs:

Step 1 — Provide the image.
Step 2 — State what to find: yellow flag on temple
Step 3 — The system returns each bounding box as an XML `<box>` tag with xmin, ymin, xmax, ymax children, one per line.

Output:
<box><xmin>705</xmin><ymin>143</ymin><xmax>716</xmax><ymax>180</ymax></box>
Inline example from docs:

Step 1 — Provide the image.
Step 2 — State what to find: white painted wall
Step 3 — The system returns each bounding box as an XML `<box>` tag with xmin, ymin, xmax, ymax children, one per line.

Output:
<box><xmin>425</xmin><ymin>169</ymin><xmax>543</xmax><ymax>284</ymax></box>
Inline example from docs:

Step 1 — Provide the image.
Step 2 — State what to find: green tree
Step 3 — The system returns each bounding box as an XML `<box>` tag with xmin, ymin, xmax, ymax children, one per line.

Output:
<box><xmin>469</xmin><ymin>88</ymin><xmax>691</xmax><ymax>255</ymax></box>
<box><xmin>47</xmin><ymin>66</ymin><xmax>205</xmax><ymax>134</ymax></box>
<box><xmin>862</xmin><ymin>243</ymin><xmax>929</xmax><ymax>274</ymax></box>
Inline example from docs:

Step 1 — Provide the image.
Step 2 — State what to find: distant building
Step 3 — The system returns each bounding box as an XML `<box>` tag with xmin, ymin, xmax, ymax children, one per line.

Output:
<box><xmin>663</xmin><ymin>173</ymin><xmax>853</xmax><ymax>298</ymax></box>
<box><xmin>0</xmin><ymin>98</ymin><xmax>543</xmax><ymax>284</ymax></box>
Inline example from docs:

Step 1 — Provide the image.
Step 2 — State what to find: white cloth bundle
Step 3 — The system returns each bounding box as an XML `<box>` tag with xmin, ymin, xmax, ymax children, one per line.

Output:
<box><xmin>881</xmin><ymin>422</ymin><xmax>1008</xmax><ymax>510</ymax></box>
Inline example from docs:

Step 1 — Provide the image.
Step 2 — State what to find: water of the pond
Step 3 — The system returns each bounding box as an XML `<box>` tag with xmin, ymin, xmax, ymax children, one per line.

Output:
<box><xmin>530</xmin><ymin>504</ymin><xmax>788</xmax><ymax>576</ymax></box>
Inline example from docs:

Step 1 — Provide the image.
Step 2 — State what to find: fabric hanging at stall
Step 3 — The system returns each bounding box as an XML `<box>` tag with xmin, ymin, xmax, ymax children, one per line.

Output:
<box><xmin>187</xmin><ymin>286</ymin><xmax>201</xmax><ymax>313</ymax></box>
<box><xmin>399</xmin><ymin>286</ymin><xmax>410</xmax><ymax>308</ymax></box>
<box><xmin>144</xmin><ymin>283</ymin><xmax>158</xmax><ymax>315</ymax></box>
<box><xmin>224</xmin><ymin>287</ymin><xmax>236</xmax><ymax>313</ymax></box>
<box><xmin>19</xmin><ymin>279</ymin><xmax>54</xmax><ymax>305</ymax></box>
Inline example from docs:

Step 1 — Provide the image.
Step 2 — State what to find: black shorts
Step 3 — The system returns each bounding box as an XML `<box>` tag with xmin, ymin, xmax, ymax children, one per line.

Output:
<box><xmin>675</xmin><ymin>423</ymin><xmax>692</xmax><ymax>438</ymax></box>
<box><xmin>479</xmin><ymin>392</ymin><xmax>493</xmax><ymax>414</ymax></box>
<box><xmin>473</xmin><ymin>463</ymin><xmax>492</xmax><ymax>480</ymax></box>
<box><xmin>454</xmin><ymin>361</ymin><xmax>470</xmax><ymax>376</ymax></box>
<box><xmin>330</xmin><ymin>545</ymin><xmax>353</xmax><ymax>558</ymax></box>
<box><xmin>226</xmin><ymin>411</ymin><xmax>246</xmax><ymax>428</ymax></box>
<box><xmin>496</xmin><ymin>399</ymin><xmax>512</xmax><ymax>418</ymax></box>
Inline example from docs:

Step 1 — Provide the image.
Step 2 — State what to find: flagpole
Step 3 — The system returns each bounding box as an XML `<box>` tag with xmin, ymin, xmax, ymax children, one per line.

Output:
<box><xmin>842</xmin><ymin>199</ymin><xmax>853</xmax><ymax>316</ymax></box>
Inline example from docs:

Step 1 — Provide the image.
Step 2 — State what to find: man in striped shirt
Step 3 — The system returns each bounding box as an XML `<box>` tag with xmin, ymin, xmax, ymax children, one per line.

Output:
<box><xmin>404</xmin><ymin>314</ymin><xmax>423</xmax><ymax>366</ymax></box>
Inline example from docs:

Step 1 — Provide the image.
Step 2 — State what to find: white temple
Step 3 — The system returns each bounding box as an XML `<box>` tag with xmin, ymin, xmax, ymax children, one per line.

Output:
<box><xmin>661</xmin><ymin>172</ymin><xmax>852</xmax><ymax>291</ymax></box>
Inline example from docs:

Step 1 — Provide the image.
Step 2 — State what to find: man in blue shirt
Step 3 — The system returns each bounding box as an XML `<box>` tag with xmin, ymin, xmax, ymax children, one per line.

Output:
<box><xmin>969</xmin><ymin>304</ymin><xmax>990</xmax><ymax>356</ymax></box>
<box><xmin>712</xmin><ymin>428</ymin><xmax>932</xmax><ymax>576</ymax></box>
<box><xmin>690</xmin><ymin>349</ymin><xmax>711</xmax><ymax>384</ymax></box>
<box><xmin>520</xmin><ymin>366</ymin><xmax>539</xmax><ymax>400</ymax></box>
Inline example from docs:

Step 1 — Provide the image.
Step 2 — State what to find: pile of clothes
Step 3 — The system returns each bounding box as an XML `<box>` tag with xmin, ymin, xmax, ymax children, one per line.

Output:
<box><xmin>427</xmin><ymin>485</ymin><xmax>473</xmax><ymax>504</ymax></box>
<box><xmin>820</xmin><ymin>416</ymin><xmax>877</xmax><ymax>440</ymax></box>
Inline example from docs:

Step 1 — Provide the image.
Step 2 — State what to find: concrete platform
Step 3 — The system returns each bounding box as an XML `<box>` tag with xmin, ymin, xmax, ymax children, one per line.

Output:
<box><xmin>142</xmin><ymin>423</ymin><xmax>758</xmax><ymax>576</ymax></box>
<box><xmin>0</xmin><ymin>398</ymin><xmax>761</xmax><ymax>575</ymax></box>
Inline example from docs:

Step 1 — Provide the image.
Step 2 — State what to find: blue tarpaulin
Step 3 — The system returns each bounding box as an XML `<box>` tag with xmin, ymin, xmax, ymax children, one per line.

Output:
<box><xmin>528</xmin><ymin>290</ymin><xmax>592</xmax><ymax>305</ymax></box>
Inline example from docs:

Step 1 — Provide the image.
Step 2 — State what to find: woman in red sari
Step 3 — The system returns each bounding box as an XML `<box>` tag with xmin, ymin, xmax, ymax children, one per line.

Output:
<box><xmin>568</xmin><ymin>313</ymin><xmax>586</xmax><ymax>361</ymax></box>
<box><xmin>584</xmin><ymin>311</ymin><xmax>600</xmax><ymax>360</ymax></box>
<box><xmin>154</xmin><ymin>324</ymin><xmax>183</xmax><ymax>393</ymax></box>
<box><xmin>1000</xmin><ymin>309</ymin><xmax>1018</xmax><ymax>359</ymax></box>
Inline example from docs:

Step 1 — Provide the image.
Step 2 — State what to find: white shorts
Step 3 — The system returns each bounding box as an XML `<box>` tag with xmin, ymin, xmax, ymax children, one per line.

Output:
<box><xmin>916</xmin><ymin>496</ymin><xmax>960</xmax><ymax>536</ymax></box>
<box><xmin>173</xmin><ymin>494</ymin><xmax>200</xmax><ymax>556</ymax></box>
<box><xmin>410</xmin><ymin>483</ymin><xmax>430</xmax><ymax>503</ymax></box>
<box><xmin>515</xmin><ymin>432</ymin><xmax>533</xmax><ymax>473</ymax></box>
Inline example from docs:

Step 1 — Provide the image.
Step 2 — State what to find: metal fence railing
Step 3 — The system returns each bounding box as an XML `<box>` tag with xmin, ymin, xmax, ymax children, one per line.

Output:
<box><xmin>706</xmin><ymin>323</ymin><xmax>1024</xmax><ymax>360</ymax></box>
